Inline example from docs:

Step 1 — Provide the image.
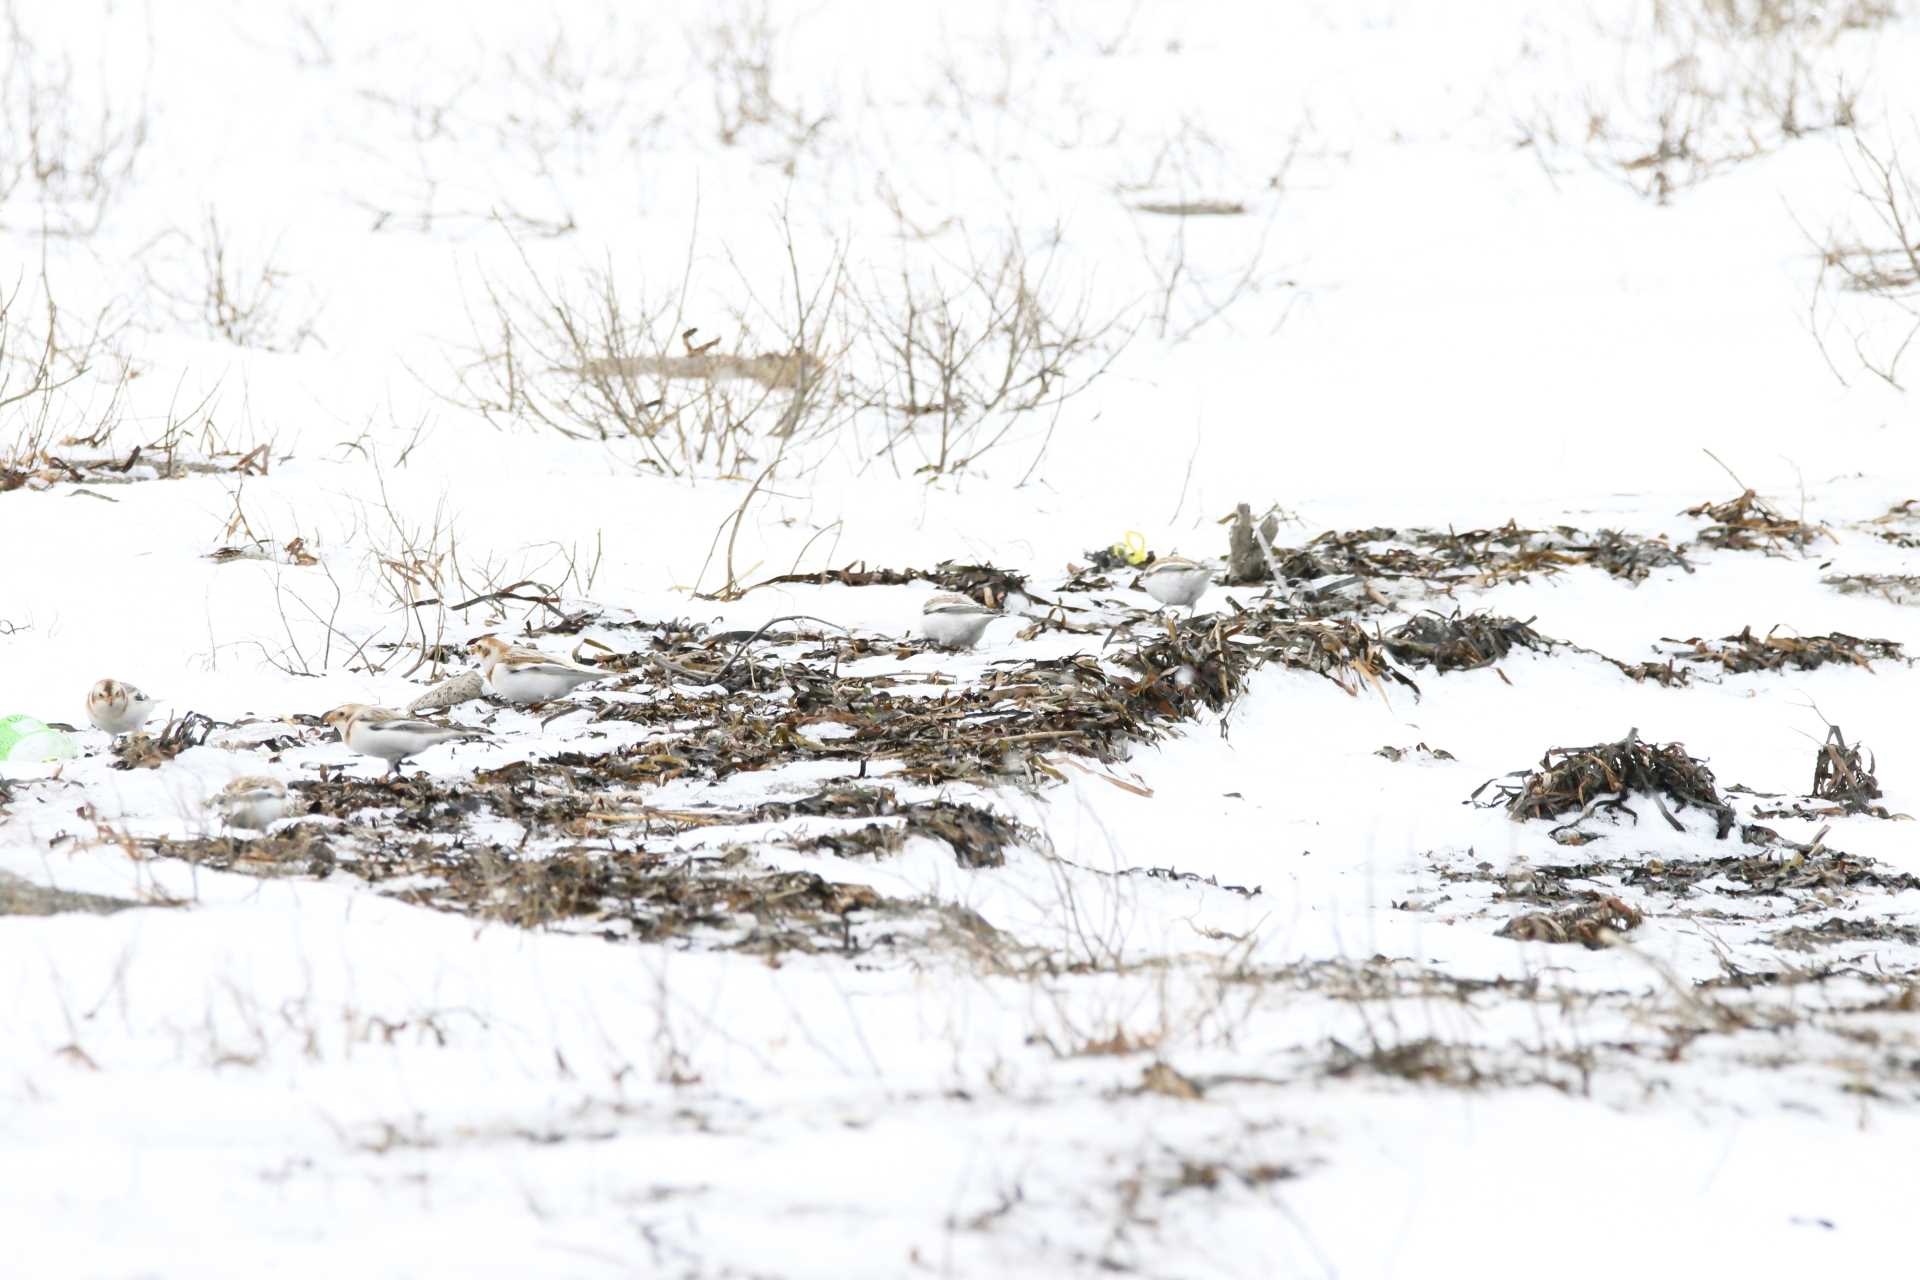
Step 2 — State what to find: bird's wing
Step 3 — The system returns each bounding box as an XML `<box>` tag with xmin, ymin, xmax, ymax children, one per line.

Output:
<box><xmin>501</xmin><ymin>656</ymin><xmax>600</xmax><ymax>677</ymax></box>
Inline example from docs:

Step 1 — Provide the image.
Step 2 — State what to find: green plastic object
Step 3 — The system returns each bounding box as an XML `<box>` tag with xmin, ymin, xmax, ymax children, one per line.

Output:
<box><xmin>0</xmin><ymin>714</ymin><xmax>79</xmax><ymax>763</ymax></box>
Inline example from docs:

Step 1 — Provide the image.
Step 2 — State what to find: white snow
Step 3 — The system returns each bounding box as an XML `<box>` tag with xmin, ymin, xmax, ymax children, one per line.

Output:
<box><xmin>4</xmin><ymin>1</ymin><xmax>1920</xmax><ymax>1275</ymax></box>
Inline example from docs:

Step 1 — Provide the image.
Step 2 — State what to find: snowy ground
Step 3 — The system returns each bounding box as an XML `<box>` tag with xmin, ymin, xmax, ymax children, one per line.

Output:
<box><xmin>5</xmin><ymin>1</ymin><xmax>1920</xmax><ymax>1275</ymax></box>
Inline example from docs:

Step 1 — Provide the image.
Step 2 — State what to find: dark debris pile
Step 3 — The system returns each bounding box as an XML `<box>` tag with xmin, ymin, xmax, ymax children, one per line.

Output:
<box><xmin>1383</xmin><ymin>611</ymin><xmax>1552</xmax><ymax>672</ymax></box>
<box><xmin>1265</xmin><ymin>522</ymin><xmax>1688</xmax><ymax>588</ymax></box>
<box><xmin>1682</xmin><ymin>489</ymin><xmax>1827</xmax><ymax>552</ymax></box>
<box><xmin>1660</xmin><ymin>626</ymin><xmax>1904</xmax><ymax>674</ymax></box>
<box><xmin>111</xmin><ymin>714</ymin><xmax>218</xmax><ymax>771</ymax></box>
<box><xmin>1496</xmin><ymin>893</ymin><xmax>1643</xmax><ymax>947</ymax></box>
<box><xmin>1810</xmin><ymin>726</ymin><xmax>1888</xmax><ymax>818</ymax></box>
<box><xmin>1472</xmin><ymin>729</ymin><xmax>1737</xmax><ymax>840</ymax></box>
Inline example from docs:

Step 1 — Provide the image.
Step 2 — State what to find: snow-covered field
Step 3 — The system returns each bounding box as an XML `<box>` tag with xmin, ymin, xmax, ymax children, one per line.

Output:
<box><xmin>5</xmin><ymin>1</ymin><xmax>1920</xmax><ymax>1274</ymax></box>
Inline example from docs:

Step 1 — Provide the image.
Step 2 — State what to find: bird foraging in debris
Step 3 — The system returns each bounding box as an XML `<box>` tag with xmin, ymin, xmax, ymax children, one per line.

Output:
<box><xmin>321</xmin><ymin>704</ymin><xmax>482</xmax><ymax>775</ymax></box>
<box><xmin>919</xmin><ymin>593</ymin><xmax>1000</xmax><ymax>649</ymax></box>
<box><xmin>1136</xmin><ymin>555</ymin><xmax>1212</xmax><ymax>610</ymax></box>
<box><xmin>468</xmin><ymin>634</ymin><xmax>608</xmax><ymax>703</ymax></box>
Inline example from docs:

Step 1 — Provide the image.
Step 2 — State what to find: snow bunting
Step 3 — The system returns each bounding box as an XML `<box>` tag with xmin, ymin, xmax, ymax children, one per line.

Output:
<box><xmin>86</xmin><ymin>679</ymin><xmax>158</xmax><ymax>735</ymax></box>
<box><xmin>321</xmin><ymin>703</ymin><xmax>480</xmax><ymax>775</ymax></box>
<box><xmin>920</xmin><ymin>593</ymin><xmax>1000</xmax><ymax>649</ymax></box>
<box><xmin>210</xmin><ymin>775</ymin><xmax>298</xmax><ymax>830</ymax></box>
<box><xmin>468</xmin><ymin>634</ymin><xmax>607</xmax><ymax>703</ymax></box>
<box><xmin>1137</xmin><ymin>555</ymin><xmax>1213</xmax><ymax>609</ymax></box>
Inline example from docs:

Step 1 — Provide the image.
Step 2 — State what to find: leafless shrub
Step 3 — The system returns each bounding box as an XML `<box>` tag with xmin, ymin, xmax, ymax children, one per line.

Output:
<box><xmin>1804</xmin><ymin>131</ymin><xmax>1920</xmax><ymax>387</ymax></box>
<box><xmin>144</xmin><ymin>211</ymin><xmax>322</xmax><ymax>352</ymax></box>
<box><xmin>450</xmin><ymin>226</ymin><xmax>848</xmax><ymax>479</ymax></box>
<box><xmin>1123</xmin><ymin>122</ymin><xmax>1302</xmax><ymax>342</ymax></box>
<box><xmin>698</xmin><ymin>2</ymin><xmax>832</xmax><ymax>172</ymax></box>
<box><xmin>1525</xmin><ymin>1</ymin><xmax>1878</xmax><ymax>203</ymax></box>
<box><xmin>0</xmin><ymin>269</ymin><xmax>133</xmax><ymax>488</ymax></box>
<box><xmin>0</xmin><ymin>1</ymin><xmax>149</xmax><ymax>236</ymax></box>
<box><xmin>848</xmin><ymin>225</ymin><xmax>1133</xmax><ymax>478</ymax></box>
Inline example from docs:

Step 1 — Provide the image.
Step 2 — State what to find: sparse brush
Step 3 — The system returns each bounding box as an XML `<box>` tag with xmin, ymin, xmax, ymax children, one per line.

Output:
<box><xmin>700</xmin><ymin>1</ymin><xmax>833</xmax><ymax>171</ymax></box>
<box><xmin>451</xmin><ymin>227</ymin><xmax>848</xmax><ymax>480</ymax></box>
<box><xmin>849</xmin><ymin>223</ymin><xmax>1132</xmax><ymax>478</ymax></box>
<box><xmin>0</xmin><ymin>1</ymin><xmax>149</xmax><ymax>236</ymax></box>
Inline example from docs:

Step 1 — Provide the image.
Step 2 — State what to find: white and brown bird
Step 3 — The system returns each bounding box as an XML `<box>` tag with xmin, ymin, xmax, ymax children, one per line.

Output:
<box><xmin>210</xmin><ymin>775</ymin><xmax>299</xmax><ymax>830</ymax></box>
<box><xmin>86</xmin><ymin>679</ymin><xmax>158</xmax><ymax>736</ymax></box>
<box><xmin>1136</xmin><ymin>555</ymin><xmax>1213</xmax><ymax>610</ymax></box>
<box><xmin>321</xmin><ymin>703</ymin><xmax>480</xmax><ymax>775</ymax></box>
<box><xmin>468</xmin><ymin>634</ymin><xmax>607</xmax><ymax>703</ymax></box>
<box><xmin>919</xmin><ymin>593</ymin><xmax>1000</xmax><ymax>649</ymax></box>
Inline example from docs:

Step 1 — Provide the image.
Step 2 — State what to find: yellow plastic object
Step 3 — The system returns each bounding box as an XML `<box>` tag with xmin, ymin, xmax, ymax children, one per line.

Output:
<box><xmin>1110</xmin><ymin>530</ymin><xmax>1149</xmax><ymax>566</ymax></box>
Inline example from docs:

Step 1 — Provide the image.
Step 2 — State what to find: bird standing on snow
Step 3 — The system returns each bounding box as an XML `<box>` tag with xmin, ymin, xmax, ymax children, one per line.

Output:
<box><xmin>468</xmin><ymin>634</ymin><xmax>608</xmax><ymax>703</ymax></box>
<box><xmin>321</xmin><ymin>704</ymin><xmax>480</xmax><ymax>775</ymax></box>
<box><xmin>86</xmin><ymin>679</ymin><xmax>158</xmax><ymax>736</ymax></box>
<box><xmin>920</xmin><ymin>593</ymin><xmax>1000</xmax><ymax>649</ymax></box>
<box><xmin>1136</xmin><ymin>555</ymin><xmax>1213</xmax><ymax>610</ymax></box>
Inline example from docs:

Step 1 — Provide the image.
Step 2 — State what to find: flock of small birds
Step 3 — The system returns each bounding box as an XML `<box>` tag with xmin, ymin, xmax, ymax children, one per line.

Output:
<box><xmin>75</xmin><ymin>559</ymin><xmax>1216</xmax><ymax>833</ymax></box>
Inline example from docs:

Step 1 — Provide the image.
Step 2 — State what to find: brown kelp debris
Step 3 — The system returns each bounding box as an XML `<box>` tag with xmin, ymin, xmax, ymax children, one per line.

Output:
<box><xmin>1264</xmin><ymin>522</ymin><xmax>1687</xmax><ymax>588</ymax></box>
<box><xmin>1561</xmin><ymin>528</ymin><xmax>1692</xmax><ymax>581</ymax></box>
<box><xmin>1601</xmin><ymin>655</ymin><xmax>1689</xmax><ymax>687</ymax></box>
<box><xmin>0</xmin><ymin>870</ymin><xmax>150</xmax><ymax>917</ymax></box>
<box><xmin>1382</xmin><ymin>611</ymin><xmax>1551</xmax><ymax>672</ymax></box>
<box><xmin>111</xmin><ymin>713</ymin><xmax>217</xmax><ymax>771</ymax></box>
<box><xmin>293</xmin><ymin>762</ymin><xmax>601</xmax><ymax>831</ymax></box>
<box><xmin>208</xmin><ymin>536</ymin><xmax>319</xmax><ymax>566</ymax></box>
<box><xmin>1682</xmin><ymin>489</ymin><xmax>1827</xmax><ymax>551</ymax></box>
<box><xmin>1624</xmin><ymin>845</ymin><xmax>1920</xmax><ymax>898</ymax></box>
<box><xmin>1660</xmin><ymin>626</ymin><xmax>1904</xmax><ymax>674</ymax></box>
<box><xmin>1773</xmin><ymin>915</ymin><xmax>1920</xmax><ymax>952</ymax></box>
<box><xmin>1</xmin><ymin>441</ymin><xmax>272</xmax><ymax>495</ymax></box>
<box><xmin>734</xmin><ymin>560</ymin><xmax>1036</xmax><ymax>608</ymax></box>
<box><xmin>1472</xmin><ymin>729</ymin><xmax>1736</xmax><ymax>839</ymax></box>
<box><xmin>1376</xmin><ymin>742</ymin><xmax>1456</xmax><ymax>762</ymax></box>
<box><xmin>1823</xmin><ymin>573</ymin><xmax>1920</xmax><ymax>606</ymax></box>
<box><xmin>1496</xmin><ymin>894</ymin><xmax>1642</xmax><ymax>947</ymax></box>
<box><xmin>757</xmin><ymin>788</ymin><xmax>1027</xmax><ymax>869</ymax></box>
<box><xmin>1125</xmin><ymin>608</ymin><xmax>1418</xmax><ymax>721</ymax></box>
<box><xmin>1811</xmin><ymin>725</ymin><xmax>1888</xmax><ymax>817</ymax></box>
<box><xmin>1445</xmin><ymin>832</ymin><xmax>1920</xmax><ymax>900</ymax></box>
<box><xmin>1863</xmin><ymin>498</ymin><xmax>1920</xmax><ymax>547</ymax></box>
<box><xmin>1325</xmin><ymin>1036</ymin><xmax>1480</xmax><ymax>1086</ymax></box>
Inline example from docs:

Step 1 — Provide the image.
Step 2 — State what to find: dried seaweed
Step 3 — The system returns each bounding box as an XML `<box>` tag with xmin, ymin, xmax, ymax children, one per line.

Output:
<box><xmin>1560</xmin><ymin>527</ymin><xmax>1692</xmax><ymax>581</ymax></box>
<box><xmin>1496</xmin><ymin>894</ymin><xmax>1642</xmax><ymax>947</ymax></box>
<box><xmin>1811</xmin><ymin>725</ymin><xmax>1887</xmax><ymax>817</ymax></box>
<box><xmin>758</xmin><ymin>789</ymin><xmax>1027</xmax><ymax>868</ymax></box>
<box><xmin>1382</xmin><ymin>611</ymin><xmax>1551</xmax><ymax>672</ymax></box>
<box><xmin>1660</xmin><ymin>626</ymin><xmax>1903</xmax><ymax>674</ymax></box>
<box><xmin>1</xmin><ymin>442</ymin><xmax>271</xmax><ymax>494</ymax></box>
<box><xmin>1265</xmin><ymin>521</ymin><xmax>1687</xmax><ymax>588</ymax></box>
<box><xmin>1472</xmin><ymin>729</ymin><xmax>1736</xmax><ymax>839</ymax></box>
<box><xmin>110</xmin><ymin>713</ymin><xmax>217</xmax><ymax>770</ymax></box>
<box><xmin>1682</xmin><ymin>489</ymin><xmax>1827</xmax><ymax>551</ymax></box>
<box><xmin>734</xmin><ymin>560</ymin><xmax>1037</xmax><ymax>608</ymax></box>
<box><xmin>1376</xmin><ymin>742</ymin><xmax>1456</xmax><ymax>762</ymax></box>
<box><xmin>1823</xmin><ymin>573</ymin><xmax>1920</xmax><ymax>606</ymax></box>
<box><xmin>1773</xmin><ymin>916</ymin><xmax>1920</xmax><ymax>951</ymax></box>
